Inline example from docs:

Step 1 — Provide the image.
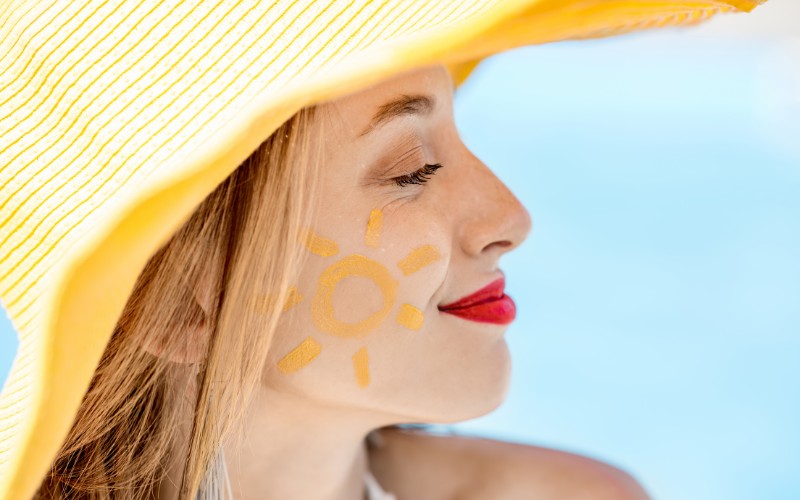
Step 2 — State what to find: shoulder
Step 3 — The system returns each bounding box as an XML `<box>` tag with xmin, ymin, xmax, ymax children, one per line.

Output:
<box><xmin>368</xmin><ymin>426</ymin><xmax>651</xmax><ymax>500</ymax></box>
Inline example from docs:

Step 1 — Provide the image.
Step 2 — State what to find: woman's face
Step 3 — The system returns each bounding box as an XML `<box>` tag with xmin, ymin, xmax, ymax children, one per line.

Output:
<box><xmin>263</xmin><ymin>64</ymin><xmax>531</xmax><ymax>423</ymax></box>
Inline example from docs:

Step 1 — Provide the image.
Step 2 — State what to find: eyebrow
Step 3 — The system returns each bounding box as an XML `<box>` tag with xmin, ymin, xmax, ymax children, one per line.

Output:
<box><xmin>357</xmin><ymin>93</ymin><xmax>436</xmax><ymax>139</ymax></box>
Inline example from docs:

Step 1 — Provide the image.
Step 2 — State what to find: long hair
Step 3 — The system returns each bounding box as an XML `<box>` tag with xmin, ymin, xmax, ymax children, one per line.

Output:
<box><xmin>34</xmin><ymin>103</ymin><xmax>338</xmax><ymax>499</ymax></box>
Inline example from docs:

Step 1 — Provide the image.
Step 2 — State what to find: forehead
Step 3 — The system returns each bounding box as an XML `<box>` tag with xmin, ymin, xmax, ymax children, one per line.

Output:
<box><xmin>320</xmin><ymin>64</ymin><xmax>454</xmax><ymax>138</ymax></box>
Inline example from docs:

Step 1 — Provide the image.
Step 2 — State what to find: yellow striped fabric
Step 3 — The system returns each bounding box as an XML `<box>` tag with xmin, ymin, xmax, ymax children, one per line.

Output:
<box><xmin>0</xmin><ymin>0</ymin><xmax>764</xmax><ymax>498</ymax></box>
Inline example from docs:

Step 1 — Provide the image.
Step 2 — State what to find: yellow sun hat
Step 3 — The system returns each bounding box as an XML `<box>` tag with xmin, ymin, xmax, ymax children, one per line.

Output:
<box><xmin>0</xmin><ymin>0</ymin><xmax>765</xmax><ymax>498</ymax></box>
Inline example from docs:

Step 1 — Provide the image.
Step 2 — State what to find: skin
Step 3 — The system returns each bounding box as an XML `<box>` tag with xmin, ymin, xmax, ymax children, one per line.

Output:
<box><xmin>369</xmin><ymin>426</ymin><xmax>652</xmax><ymax>500</ymax></box>
<box><xmin>158</xmin><ymin>63</ymin><xmax>648</xmax><ymax>499</ymax></box>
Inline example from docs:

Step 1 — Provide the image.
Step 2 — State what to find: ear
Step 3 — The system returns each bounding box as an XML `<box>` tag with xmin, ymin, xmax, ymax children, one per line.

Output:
<box><xmin>141</xmin><ymin>267</ymin><xmax>216</xmax><ymax>364</ymax></box>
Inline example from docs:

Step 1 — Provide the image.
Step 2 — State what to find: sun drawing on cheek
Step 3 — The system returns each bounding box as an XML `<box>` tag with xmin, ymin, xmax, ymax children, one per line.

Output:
<box><xmin>271</xmin><ymin>208</ymin><xmax>441</xmax><ymax>388</ymax></box>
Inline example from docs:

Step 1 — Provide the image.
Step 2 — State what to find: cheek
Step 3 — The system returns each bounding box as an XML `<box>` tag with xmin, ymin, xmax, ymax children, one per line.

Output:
<box><xmin>393</xmin><ymin>241</ymin><xmax>448</xmax><ymax>313</ymax></box>
<box><xmin>368</xmin><ymin>208</ymin><xmax>449</xmax><ymax>316</ymax></box>
<box><xmin>392</xmin><ymin>216</ymin><xmax>452</xmax><ymax>296</ymax></box>
<box><xmin>266</xmin><ymin>206</ymin><xmax>449</xmax><ymax>388</ymax></box>
<box><xmin>302</xmin><ymin>211</ymin><xmax>448</xmax><ymax>332</ymax></box>
<box><xmin>330</xmin><ymin>276</ymin><xmax>387</xmax><ymax>324</ymax></box>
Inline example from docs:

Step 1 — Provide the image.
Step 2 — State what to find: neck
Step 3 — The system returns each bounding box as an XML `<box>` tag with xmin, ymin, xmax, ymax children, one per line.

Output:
<box><xmin>224</xmin><ymin>387</ymin><xmax>375</xmax><ymax>500</ymax></box>
<box><xmin>157</xmin><ymin>385</ymin><xmax>385</xmax><ymax>500</ymax></box>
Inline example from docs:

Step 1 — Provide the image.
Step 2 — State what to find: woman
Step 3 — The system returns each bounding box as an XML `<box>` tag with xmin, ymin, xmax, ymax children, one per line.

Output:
<box><xmin>33</xmin><ymin>62</ymin><xmax>648</xmax><ymax>499</ymax></box>
<box><xmin>0</xmin><ymin>1</ymin><xmax>765</xmax><ymax>499</ymax></box>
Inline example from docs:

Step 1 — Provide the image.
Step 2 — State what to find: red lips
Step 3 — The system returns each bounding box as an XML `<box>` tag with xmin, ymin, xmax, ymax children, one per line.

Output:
<box><xmin>438</xmin><ymin>277</ymin><xmax>516</xmax><ymax>325</ymax></box>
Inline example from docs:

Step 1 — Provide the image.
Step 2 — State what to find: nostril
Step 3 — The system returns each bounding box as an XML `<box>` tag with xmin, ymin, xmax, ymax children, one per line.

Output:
<box><xmin>483</xmin><ymin>240</ymin><xmax>512</xmax><ymax>253</ymax></box>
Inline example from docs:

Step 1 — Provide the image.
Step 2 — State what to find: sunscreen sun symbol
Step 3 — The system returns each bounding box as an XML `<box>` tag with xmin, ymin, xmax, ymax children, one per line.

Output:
<box><xmin>267</xmin><ymin>208</ymin><xmax>441</xmax><ymax>388</ymax></box>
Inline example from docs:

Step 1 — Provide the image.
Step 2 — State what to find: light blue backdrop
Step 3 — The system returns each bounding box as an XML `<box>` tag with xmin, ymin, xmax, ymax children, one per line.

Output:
<box><xmin>2</xmin><ymin>28</ymin><xmax>798</xmax><ymax>500</ymax></box>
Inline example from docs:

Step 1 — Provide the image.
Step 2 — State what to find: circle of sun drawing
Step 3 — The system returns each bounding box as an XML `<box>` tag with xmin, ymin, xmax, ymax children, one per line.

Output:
<box><xmin>268</xmin><ymin>208</ymin><xmax>441</xmax><ymax>388</ymax></box>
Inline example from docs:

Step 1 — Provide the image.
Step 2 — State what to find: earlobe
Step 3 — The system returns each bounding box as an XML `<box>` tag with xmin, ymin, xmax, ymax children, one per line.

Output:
<box><xmin>141</xmin><ymin>270</ymin><xmax>215</xmax><ymax>365</ymax></box>
<box><xmin>141</xmin><ymin>313</ymin><xmax>209</xmax><ymax>364</ymax></box>
<box><xmin>192</xmin><ymin>260</ymin><xmax>219</xmax><ymax>316</ymax></box>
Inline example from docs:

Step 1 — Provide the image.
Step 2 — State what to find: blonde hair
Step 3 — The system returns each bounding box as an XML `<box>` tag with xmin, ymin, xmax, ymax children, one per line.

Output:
<box><xmin>34</xmin><ymin>103</ymin><xmax>340</xmax><ymax>499</ymax></box>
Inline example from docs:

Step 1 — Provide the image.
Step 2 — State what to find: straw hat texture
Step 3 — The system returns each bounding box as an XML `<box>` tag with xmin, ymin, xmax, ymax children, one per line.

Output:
<box><xmin>0</xmin><ymin>0</ymin><xmax>765</xmax><ymax>498</ymax></box>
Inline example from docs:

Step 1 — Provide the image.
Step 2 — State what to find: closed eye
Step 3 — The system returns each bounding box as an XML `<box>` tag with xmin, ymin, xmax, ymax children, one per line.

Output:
<box><xmin>392</xmin><ymin>163</ymin><xmax>443</xmax><ymax>187</ymax></box>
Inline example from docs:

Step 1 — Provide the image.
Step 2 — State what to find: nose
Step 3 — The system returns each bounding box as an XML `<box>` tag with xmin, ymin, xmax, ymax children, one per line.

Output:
<box><xmin>457</xmin><ymin>154</ymin><xmax>532</xmax><ymax>260</ymax></box>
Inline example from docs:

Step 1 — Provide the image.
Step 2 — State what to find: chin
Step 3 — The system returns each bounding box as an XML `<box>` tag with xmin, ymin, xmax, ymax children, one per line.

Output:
<box><xmin>430</xmin><ymin>340</ymin><xmax>513</xmax><ymax>424</ymax></box>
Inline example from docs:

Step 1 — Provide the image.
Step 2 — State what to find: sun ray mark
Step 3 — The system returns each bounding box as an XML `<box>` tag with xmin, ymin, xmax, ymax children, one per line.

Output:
<box><xmin>282</xmin><ymin>287</ymin><xmax>304</xmax><ymax>311</ymax></box>
<box><xmin>397</xmin><ymin>245</ymin><xmax>441</xmax><ymax>276</ymax></box>
<box><xmin>255</xmin><ymin>286</ymin><xmax>305</xmax><ymax>314</ymax></box>
<box><xmin>301</xmin><ymin>228</ymin><xmax>339</xmax><ymax>257</ymax></box>
<box><xmin>365</xmin><ymin>208</ymin><xmax>383</xmax><ymax>247</ymax></box>
<box><xmin>276</xmin><ymin>336</ymin><xmax>322</xmax><ymax>373</ymax></box>
<box><xmin>352</xmin><ymin>346</ymin><xmax>370</xmax><ymax>387</ymax></box>
<box><xmin>396</xmin><ymin>303</ymin><xmax>424</xmax><ymax>330</ymax></box>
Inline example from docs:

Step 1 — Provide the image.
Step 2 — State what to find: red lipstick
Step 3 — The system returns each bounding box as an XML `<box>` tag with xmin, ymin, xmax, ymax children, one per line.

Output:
<box><xmin>438</xmin><ymin>277</ymin><xmax>516</xmax><ymax>325</ymax></box>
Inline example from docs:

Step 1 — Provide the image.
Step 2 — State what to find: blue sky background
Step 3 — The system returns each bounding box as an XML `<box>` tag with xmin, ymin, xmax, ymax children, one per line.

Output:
<box><xmin>439</xmin><ymin>9</ymin><xmax>800</xmax><ymax>500</ymax></box>
<box><xmin>2</xmin><ymin>5</ymin><xmax>798</xmax><ymax>500</ymax></box>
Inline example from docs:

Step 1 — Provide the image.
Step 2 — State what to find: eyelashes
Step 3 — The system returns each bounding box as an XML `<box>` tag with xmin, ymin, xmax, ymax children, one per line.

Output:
<box><xmin>392</xmin><ymin>163</ymin><xmax>444</xmax><ymax>188</ymax></box>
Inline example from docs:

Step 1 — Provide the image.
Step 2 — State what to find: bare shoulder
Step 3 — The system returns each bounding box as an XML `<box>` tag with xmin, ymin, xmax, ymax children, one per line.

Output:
<box><xmin>367</xmin><ymin>426</ymin><xmax>652</xmax><ymax>500</ymax></box>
